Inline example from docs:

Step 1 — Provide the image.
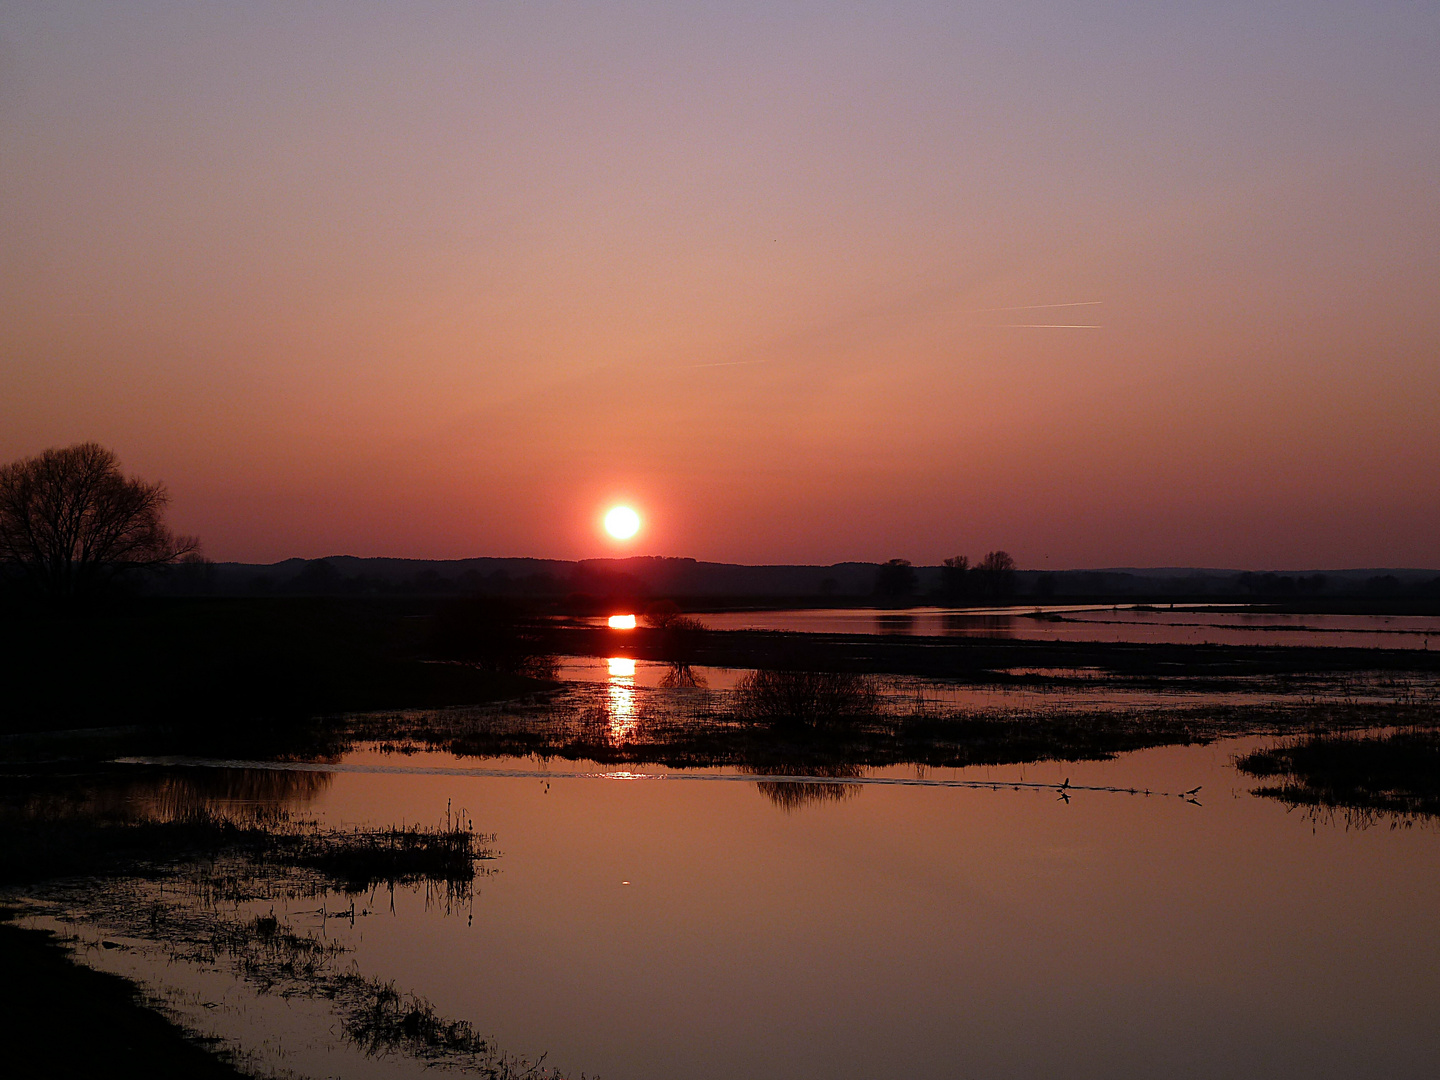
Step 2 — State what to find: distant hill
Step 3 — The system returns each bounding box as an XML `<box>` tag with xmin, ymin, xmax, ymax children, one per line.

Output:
<box><xmin>152</xmin><ymin>555</ymin><xmax>1440</xmax><ymax>603</ymax></box>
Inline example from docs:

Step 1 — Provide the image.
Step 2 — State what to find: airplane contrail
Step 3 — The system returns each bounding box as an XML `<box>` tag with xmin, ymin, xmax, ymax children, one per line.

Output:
<box><xmin>976</xmin><ymin>300</ymin><xmax>1104</xmax><ymax>312</ymax></box>
<box><xmin>689</xmin><ymin>358</ymin><xmax>771</xmax><ymax>369</ymax></box>
<box><xmin>995</xmin><ymin>323</ymin><xmax>1102</xmax><ymax>328</ymax></box>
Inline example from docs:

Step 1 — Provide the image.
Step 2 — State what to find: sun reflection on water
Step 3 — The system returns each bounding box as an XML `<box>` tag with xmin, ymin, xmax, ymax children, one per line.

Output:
<box><xmin>607</xmin><ymin>657</ymin><xmax>638</xmax><ymax>740</ymax></box>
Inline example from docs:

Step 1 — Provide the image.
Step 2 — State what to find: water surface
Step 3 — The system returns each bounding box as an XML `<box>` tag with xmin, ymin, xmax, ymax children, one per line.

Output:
<box><xmin>29</xmin><ymin>738</ymin><xmax>1440</xmax><ymax>1080</ymax></box>
<box><xmin>600</xmin><ymin>606</ymin><xmax>1440</xmax><ymax>650</ymax></box>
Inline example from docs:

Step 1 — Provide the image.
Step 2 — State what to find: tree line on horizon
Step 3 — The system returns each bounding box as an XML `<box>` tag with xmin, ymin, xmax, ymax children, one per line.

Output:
<box><xmin>874</xmin><ymin>552</ymin><xmax>1018</xmax><ymax>602</ymax></box>
<box><xmin>4</xmin><ymin>443</ymin><xmax>1439</xmax><ymax>605</ymax></box>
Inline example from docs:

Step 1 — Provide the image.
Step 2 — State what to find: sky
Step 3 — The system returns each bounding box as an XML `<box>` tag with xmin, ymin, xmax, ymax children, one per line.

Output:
<box><xmin>2</xmin><ymin>1</ymin><xmax>1437</xmax><ymax>568</ymax></box>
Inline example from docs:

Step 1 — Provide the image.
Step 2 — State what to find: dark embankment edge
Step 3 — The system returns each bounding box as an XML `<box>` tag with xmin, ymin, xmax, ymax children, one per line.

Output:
<box><xmin>0</xmin><ymin>597</ymin><xmax>555</xmax><ymax>738</ymax></box>
<box><xmin>561</xmin><ymin>624</ymin><xmax>1440</xmax><ymax>681</ymax></box>
<box><xmin>0</xmin><ymin>914</ymin><xmax>255</xmax><ymax>1079</ymax></box>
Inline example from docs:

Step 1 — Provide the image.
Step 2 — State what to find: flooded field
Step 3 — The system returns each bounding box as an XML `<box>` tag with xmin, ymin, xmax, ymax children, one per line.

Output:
<box><xmin>8</xmin><ymin>627</ymin><xmax>1440</xmax><ymax>1080</ymax></box>
<box><xmin>12</xmin><ymin>733</ymin><xmax>1440</xmax><ymax>1080</ymax></box>
<box><xmin>555</xmin><ymin>655</ymin><xmax>1440</xmax><ymax>714</ymax></box>
<box><xmin>591</xmin><ymin>606</ymin><xmax>1440</xmax><ymax>650</ymax></box>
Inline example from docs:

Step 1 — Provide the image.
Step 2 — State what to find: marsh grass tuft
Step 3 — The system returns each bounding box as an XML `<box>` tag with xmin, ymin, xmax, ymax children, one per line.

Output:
<box><xmin>334</xmin><ymin>973</ymin><xmax>580</xmax><ymax>1076</ymax></box>
<box><xmin>286</xmin><ymin>806</ymin><xmax>491</xmax><ymax>894</ymax></box>
<box><xmin>342</xmin><ymin>979</ymin><xmax>494</xmax><ymax>1060</ymax></box>
<box><xmin>10</xmin><ymin>804</ymin><xmax>576</xmax><ymax>1075</ymax></box>
<box><xmin>1235</xmin><ymin>727</ymin><xmax>1440</xmax><ymax>827</ymax></box>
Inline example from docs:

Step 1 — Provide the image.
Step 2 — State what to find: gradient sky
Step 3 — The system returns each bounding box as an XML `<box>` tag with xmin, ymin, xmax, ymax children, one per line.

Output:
<box><xmin>3</xmin><ymin>2</ymin><xmax>1437</xmax><ymax>567</ymax></box>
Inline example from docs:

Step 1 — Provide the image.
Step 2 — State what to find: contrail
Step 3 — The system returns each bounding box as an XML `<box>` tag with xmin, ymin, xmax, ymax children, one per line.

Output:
<box><xmin>976</xmin><ymin>300</ymin><xmax>1104</xmax><ymax>312</ymax></box>
<box><xmin>995</xmin><ymin>323</ymin><xmax>1102</xmax><ymax>328</ymax></box>
<box><xmin>689</xmin><ymin>358</ymin><xmax>770</xmax><ymax>369</ymax></box>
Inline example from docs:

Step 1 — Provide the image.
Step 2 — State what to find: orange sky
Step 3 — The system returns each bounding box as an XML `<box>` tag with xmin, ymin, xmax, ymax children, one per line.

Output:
<box><xmin>3</xmin><ymin>2</ymin><xmax>1437</xmax><ymax>567</ymax></box>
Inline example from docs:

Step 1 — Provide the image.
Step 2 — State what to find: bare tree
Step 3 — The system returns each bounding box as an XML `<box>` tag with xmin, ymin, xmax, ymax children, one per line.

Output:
<box><xmin>975</xmin><ymin>550</ymin><xmax>1017</xmax><ymax>599</ymax></box>
<box><xmin>941</xmin><ymin>555</ymin><xmax>970</xmax><ymax>601</ymax></box>
<box><xmin>0</xmin><ymin>443</ymin><xmax>199</xmax><ymax>598</ymax></box>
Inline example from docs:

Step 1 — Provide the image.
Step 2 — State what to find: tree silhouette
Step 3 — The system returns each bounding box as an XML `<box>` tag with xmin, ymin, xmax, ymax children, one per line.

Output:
<box><xmin>941</xmin><ymin>555</ymin><xmax>970</xmax><ymax>601</ymax></box>
<box><xmin>974</xmin><ymin>550</ymin><xmax>1017</xmax><ymax>599</ymax></box>
<box><xmin>0</xmin><ymin>443</ymin><xmax>199</xmax><ymax>598</ymax></box>
<box><xmin>874</xmin><ymin>558</ymin><xmax>917</xmax><ymax>598</ymax></box>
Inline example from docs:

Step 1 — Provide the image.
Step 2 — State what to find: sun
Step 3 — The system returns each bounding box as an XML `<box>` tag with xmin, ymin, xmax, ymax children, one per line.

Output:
<box><xmin>604</xmin><ymin>505</ymin><xmax>641</xmax><ymax>540</ymax></box>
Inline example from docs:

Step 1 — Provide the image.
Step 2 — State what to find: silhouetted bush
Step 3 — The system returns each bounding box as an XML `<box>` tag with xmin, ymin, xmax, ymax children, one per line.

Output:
<box><xmin>641</xmin><ymin>599</ymin><xmax>683</xmax><ymax>628</ymax></box>
<box><xmin>731</xmin><ymin>668</ymin><xmax>880</xmax><ymax>726</ymax></box>
<box><xmin>641</xmin><ymin>599</ymin><xmax>707</xmax><ymax>661</ymax></box>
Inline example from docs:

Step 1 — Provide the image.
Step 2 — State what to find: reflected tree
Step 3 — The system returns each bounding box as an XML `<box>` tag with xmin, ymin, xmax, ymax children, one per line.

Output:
<box><xmin>747</xmin><ymin>764</ymin><xmax>865</xmax><ymax>811</ymax></box>
<box><xmin>658</xmin><ymin>663</ymin><xmax>708</xmax><ymax>689</ymax></box>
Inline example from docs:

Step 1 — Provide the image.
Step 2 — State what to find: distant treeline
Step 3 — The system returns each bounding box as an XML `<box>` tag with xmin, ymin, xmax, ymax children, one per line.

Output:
<box><xmin>137</xmin><ymin>554</ymin><xmax>1440</xmax><ymax>605</ymax></box>
<box><xmin>4</xmin><ymin>443</ymin><xmax>1437</xmax><ymax>607</ymax></box>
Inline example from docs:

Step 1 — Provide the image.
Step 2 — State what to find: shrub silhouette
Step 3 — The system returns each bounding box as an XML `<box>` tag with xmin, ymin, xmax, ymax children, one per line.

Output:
<box><xmin>731</xmin><ymin>668</ymin><xmax>880</xmax><ymax>726</ymax></box>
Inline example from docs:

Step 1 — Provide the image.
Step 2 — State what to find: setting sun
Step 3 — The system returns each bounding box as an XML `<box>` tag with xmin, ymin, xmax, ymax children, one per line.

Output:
<box><xmin>604</xmin><ymin>506</ymin><xmax>640</xmax><ymax>540</ymax></box>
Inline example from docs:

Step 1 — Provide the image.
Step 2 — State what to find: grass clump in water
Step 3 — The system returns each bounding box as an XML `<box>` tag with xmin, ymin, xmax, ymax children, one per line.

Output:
<box><xmin>1235</xmin><ymin>727</ymin><xmax>1440</xmax><ymax>826</ymax></box>
<box><xmin>336</xmin><ymin>971</ymin><xmax>581</xmax><ymax>1076</ymax></box>
<box><xmin>345</xmin><ymin>979</ymin><xmax>483</xmax><ymax>1056</ymax></box>
<box><xmin>288</xmin><ymin>807</ymin><xmax>490</xmax><ymax>894</ymax></box>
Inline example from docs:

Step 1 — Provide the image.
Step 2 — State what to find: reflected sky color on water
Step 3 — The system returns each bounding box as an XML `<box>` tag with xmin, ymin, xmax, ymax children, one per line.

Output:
<box><xmin>43</xmin><ymin>739</ymin><xmax>1440</xmax><ymax>1080</ymax></box>
<box><xmin>553</xmin><ymin>656</ymin><xmax>1431</xmax><ymax>712</ymax></box>
<box><xmin>587</xmin><ymin>607</ymin><xmax>1440</xmax><ymax>650</ymax></box>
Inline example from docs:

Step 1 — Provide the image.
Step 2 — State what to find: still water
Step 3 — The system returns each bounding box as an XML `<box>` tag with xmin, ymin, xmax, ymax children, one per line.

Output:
<box><xmin>552</xmin><ymin>655</ymin><xmax>1434</xmax><ymax>711</ymax></box>
<box><xmin>28</xmin><ymin>738</ymin><xmax>1440</xmax><ymax>1079</ymax></box>
<box><xmin>600</xmin><ymin>606</ymin><xmax>1440</xmax><ymax>650</ymax></box>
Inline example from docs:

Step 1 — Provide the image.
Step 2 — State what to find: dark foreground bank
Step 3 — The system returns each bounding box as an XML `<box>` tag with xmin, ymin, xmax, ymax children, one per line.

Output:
<box><xmin>0</xmin><ymin>916</ymin><xmax>255</xmax><ymax>1080</ymax></box>
<box><xmin>0</xmin><ymin>596</ymin><xmax>553</xmax><ymax>739</ymax></box>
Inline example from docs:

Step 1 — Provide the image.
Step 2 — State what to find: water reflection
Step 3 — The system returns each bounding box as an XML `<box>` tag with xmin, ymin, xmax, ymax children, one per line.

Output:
<box><xmin>554</xmin><ymin>655</ymin><xmax>743</xmax><ymax>690</ymax></box>
<box><xmin>875</xmin><ymin>612</ymin><xmax>917</xmax><ymax>636</ymax></box>
<box><xmin>677</xmin><ymin>606</ymin><xmax>1440</xmax><ymax>649</ymax></box>
<box><xmin>745</xmin><ymin>764</ymin><xmax>865</xmax><ymax>812</ymax></box>
<box><xmin>312</xmin><ymin>741</ymin><xmax>1440</xmax><ymax>1078</ymax></box>
<box><xmin>657</xmin><ymin>663</ymin><xmax>708</xmax><ymax>689</ymax></box>
<box><xmin>942</xmin><ymin>613</ymin><xmax>1016</xmax><ymax>638</ymax></box>
<box><xmin>7</xmin><ymin>767</ymin><xmax>331</xmax><ymax>824</ymax></box>
<box><xmin>607</xmin><ymin>657</ymin><xmax>639</xmax><ymax>740</ymax></box>
<box><xmin>21</xmin><ymin>736</ymin><xmax>1440</xmax><ymax>1079</ymax></box>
